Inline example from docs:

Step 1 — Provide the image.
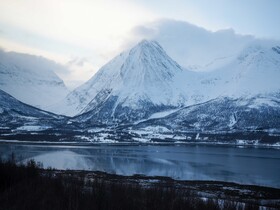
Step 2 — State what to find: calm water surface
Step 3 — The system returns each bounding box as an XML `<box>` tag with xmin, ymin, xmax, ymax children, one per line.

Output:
<box><xmin>0</xmin><ymin>142</ymin><xmax>279</xmax><ymax>188</ymax></box>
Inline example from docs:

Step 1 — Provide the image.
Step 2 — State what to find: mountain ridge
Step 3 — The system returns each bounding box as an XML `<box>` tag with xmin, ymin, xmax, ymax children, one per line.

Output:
<box><xmin>49</xmin><ymin>40</ymin><xmax>280</xmax><ymax>129</ymax></box>
<box><xmin>1</xmin><ymin>38</ymin><xmax>279</xmax><ymax>137</ymax></box>
<box><xmin>0</xmin><ymin>49</ymin><xmax>69</xmax><ymax>109</ymax></box>
<box><xmin>0</xmin><ymin>89</ymin><xmax>65</xmax><ymax>131</ymax></box>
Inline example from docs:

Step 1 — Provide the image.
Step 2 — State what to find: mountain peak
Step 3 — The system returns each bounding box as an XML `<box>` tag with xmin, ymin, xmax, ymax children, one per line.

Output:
<box><xmin>125</xmin><ymin>39</ymin><xmax>181</xmax><ymax>74</ymax></box>
<box><xmin>120</xmin><ymin>39</ymin><xmax>183</xmax><ymax>85</ymax></box>
<box><xmin>137</xmin><ymin>39</ymin><xmax>160</xmax><ymax>47</ymax></box>
<box><xmin>138</xmin><ymin>39</ymin><xmax>151</xmax><ymax>45</ymax></box>
<box><xmin>52</xmin><ymin>39</ymin><xmax>187</xmax><ymax>119</ymax></box>
<box><xmin>133</xmin><ymin>39</ymin><xmax>162</xmax><ymax>53</ymax></box>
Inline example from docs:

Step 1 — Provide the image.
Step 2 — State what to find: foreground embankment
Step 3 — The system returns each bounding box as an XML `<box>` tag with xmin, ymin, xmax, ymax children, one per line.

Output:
<box><xmin>0</xmin><ymin>159</ymin><xmax>279</xmax><ymax>210</ymax></box>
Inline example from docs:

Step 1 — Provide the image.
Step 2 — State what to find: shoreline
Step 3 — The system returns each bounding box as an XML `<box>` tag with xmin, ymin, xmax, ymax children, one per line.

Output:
<box><xmin>40</xmin><ymin>168</ymin><xmax>280</xmax><ymax>208</ymax></box>
<box><xmin>0</xmin><ymin>139</ymin><xmax>280</xmax><ymax>149</ymax></box>
<box><xmin>1</xmin><ymin>160</ymin><xmax>279</xmax><ymax>209</ymax></box>
<box><xmin>43</xmin><ymin>168</ymin><xmax>280</xmax><ymax>190</ymax></box>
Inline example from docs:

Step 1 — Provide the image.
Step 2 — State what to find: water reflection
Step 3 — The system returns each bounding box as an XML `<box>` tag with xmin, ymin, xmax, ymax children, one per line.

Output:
<box><xmin>25</xmin><ymin>151</ymin><xmax>91</xmax><ymax>170</ymax></box>
<box><xmin>0</xmin><ymin>143</ymin><xmax>279</xmax><ymax>188</ymax></box>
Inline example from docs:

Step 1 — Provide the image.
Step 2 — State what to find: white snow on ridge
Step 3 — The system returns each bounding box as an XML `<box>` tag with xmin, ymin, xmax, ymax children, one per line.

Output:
<box><xmin>16</xmin><ymin>125</ymin><xmax>51</xmax><ymax>131</ymax></box>
<box><xmin>137</xmin><ymin>126</ymin><xmax>171</xmax><ymax>134</ymax></box>
<box><xmin>134</xmin><ymin>108</ymin><xmax>181</xmax><ymax>125</ymax></box>
<box><xmin>149</xmin><ymin>109</ymin><xmax>181</xmax><ymax>119</ymax></box>
<box><xmin>44</xmin><ymin>40</ymin><xmax>280</xmax><ymax>119</ymax></box>
<box><xmin>229</xmin><ymin>114</ymin><xmax>237</xmax><ymax>127</ymax></box>
<box><xmin>178</xmin><ymin>41</ymin><xmax>280</xmax><ymax>103</ymax></box>
<box><xmin>49</xmin><ymin>50</ymin><xmax>129</xmax><ymax>116</ymax></box>
<box><xmin>51</xmin><ymin>40</ymin><xmax>189</xmax><ymax>116</ymax></box>
<box><xmin>0</xmin><ymin>50</ymin><xmax>69</xmax><ymax>109</ymax></box>
<box><xmin>248</xmin><ymin>97</ymin><xmax>280</xmax><ymax>109</ymax></box>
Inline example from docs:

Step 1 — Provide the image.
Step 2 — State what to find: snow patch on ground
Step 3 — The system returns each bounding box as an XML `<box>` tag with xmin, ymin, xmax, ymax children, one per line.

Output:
<box><xmin>134</xmin><ymin>108</ymin><xmax>181</xmax><ymax>125</ymax></box>
<box><xmin>75</xmin><ymin>133</ymin><xmax>118</xmax><ymax>143</ymax></box>
<box><xmin>248</xmin><ymin>97</ymin><xmax>280</xmax><ymax>109</ymax></box>
<box><xmin>272</xmin><ymin>142</ymin><xmax>280</xmax><ymax>147</ymax></box>
<box><xmin>142</xmin><ymin>126</ymin><xmax>171</xmax><ymax>133</ymax></box>
<box><xmin>16</xmin><ymin>125</ymin><xmax>51</xmax><ymax>131</ymax></box>
<box><xmin>149</xmin><ymin>109</ymin><xmax>181</xmax><ymax>119</ymax></box>
<box><xmin>229</xmin><ymin>113</ymin><xmax>237</xmax><ymax>127</ymax></box>
<box><xmin>236</xmin><ymin>139</ymin><xmax>259</xmax><ymax>145</ymax></box>
<box><xmin>173</xmin><ymin>135</ymin><xmax>186</xmax><ymax>140</ymax></box>
<box><xmin>18</xmin><ymin>116</ymin><xmax>38</xmax><ymax>120</ymax></box>
<box><xmin>0</xmin><ymin>127</ymin><xmax>9</xmax><ymax>129</ymax></box>
<box><xmin>87</xmin><ymin>128</ymin><xmax>107</xmax><ymax>133</ymax></box>
<box><xmin>132</xmin><ymin>137</ymin><xmax>150</xmax><ymax>143</ymax></box>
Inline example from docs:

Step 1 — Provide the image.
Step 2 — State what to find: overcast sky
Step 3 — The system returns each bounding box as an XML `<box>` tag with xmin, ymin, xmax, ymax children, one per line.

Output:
<box><xmin>0</xmin><ymin>0</ymin><xmax>279</xmax><ymax>88</ymax></box>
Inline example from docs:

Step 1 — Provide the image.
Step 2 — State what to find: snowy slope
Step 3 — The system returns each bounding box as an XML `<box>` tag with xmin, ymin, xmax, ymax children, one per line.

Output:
<box><xmin>181</xmin><ymin>42</ymin><xmax>280</xmax><ymax>101</ymax></box>
<box><xmin>50</xmin><ymin>50</ymin><xmax>129</xmax><ymax>116</ymax></box>
<box><xmin>52</xmin><ymin>40</ymin><xmax>280</xmax><ymax>125</ymax></box>
<box><xmin>134</xmin><ymin>94</ymin><xmax>280</xmax><ymax>132</ymax></box>
<box><xmin>225</xmin><ymin>43</ymin><xmax>280</xmax><ymax>95</ymax></box>
<box><xmin>0</xmin><ymin>89</ymin><xmax>64</xmax><ymax>130</ymax></box>
<box><xmin>53</xmin><ymin>40</ymin><xmax>189</xmax><ymax>120</ymax></box>
<box><xmin>0</xmin><ymin>50</ymin><xmax>69</xmax><ymax>109</ymax></box>
<box><xmin>150</xmin><ymin>41</ymin><xmax>280</xmax><ymax>105</ymax></box>
<box><xmin>130</xmin><ymin>42</ymin><xmax>280</xmax><ymax>131</ymax></box>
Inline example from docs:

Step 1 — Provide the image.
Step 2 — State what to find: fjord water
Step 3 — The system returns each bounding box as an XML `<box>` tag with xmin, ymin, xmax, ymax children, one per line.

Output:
<box><xmin>0</xmin><ymin>142</ymin><xmax>279</xmax><ymax>188</ymax></box>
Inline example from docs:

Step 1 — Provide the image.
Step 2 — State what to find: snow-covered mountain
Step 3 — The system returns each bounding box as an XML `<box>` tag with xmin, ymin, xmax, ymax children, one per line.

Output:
<box><xmin>0</xmin><ymin>49</ymin><xmax>69</xmax><ymax>109</ymax></box>
<box><xmin>133</xmin><ymin>94</ymin><xmax>280</xmax><ymax>133</ymax></box>
<box><xmin>51</xmin><ymin>40</ymin><xmax>280</xmax><ymax>127</ymax></box>
<box><xmin>167</xmin><ymin>42</ymin><xmax>280</xmax><ymax>107</ymax></box>
<box><xmin>53</xmin><ymin>40</ymin><xmax>189</xmax><ymax>122</ymax></box>
<box><xmin>0</xmin><ymin>39</ymin><xmax>279</xmax><ymax>140</ymax></box>
<box><xmin>131</xmin><ymin>43</ymin><xmax>280</xmax><ymax>133</ymax></box>
<box><xmin>197</xmin><ymin>42</ymin><xmax>280</xmax><ymax>98</ymax></box>
<box><xmin>0</xmin><ymin>89</ymin><xmax>64</xmax><ymax>130</ymax></box>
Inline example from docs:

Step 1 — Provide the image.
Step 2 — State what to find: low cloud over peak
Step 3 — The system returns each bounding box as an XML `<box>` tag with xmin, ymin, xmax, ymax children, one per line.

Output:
<box><xmin>122</xmin><ymin>19</ymin><xmax>255</xmax><ymax>70</ymax></box>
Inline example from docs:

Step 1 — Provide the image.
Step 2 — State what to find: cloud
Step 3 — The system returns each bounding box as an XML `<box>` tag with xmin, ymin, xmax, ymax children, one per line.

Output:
<box><xmin>0</xmin><ymin>0</ymin><xmax>155</xmax><ymax>52</ymax></box>
<box><xmin>0</xmin><ymin>17</ymin><xmax>257</xmax><ymax>89</ymax></box>
<box><xmin>132</xmin><ymin>25</ymin><xmax>157</xmax><ymax>38</ymax></box>
<box><xmin>1</xmin><ymin>0</ymin><xmax>275</xmax><ymax>87</ymax></box>
<box><xmin>67</xmin><ymin>57</ymin><xmax>89</xmax><ymax>67</ymax></box>
<box><xmin>0</xmin><ymin>0</ymin><xmax>158</xmax><ymax>88</ymax></box>
<box><xmin>122</xmin><ymin>19</ymin><xmax>255</xmax><ymax>70</ymax></box>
